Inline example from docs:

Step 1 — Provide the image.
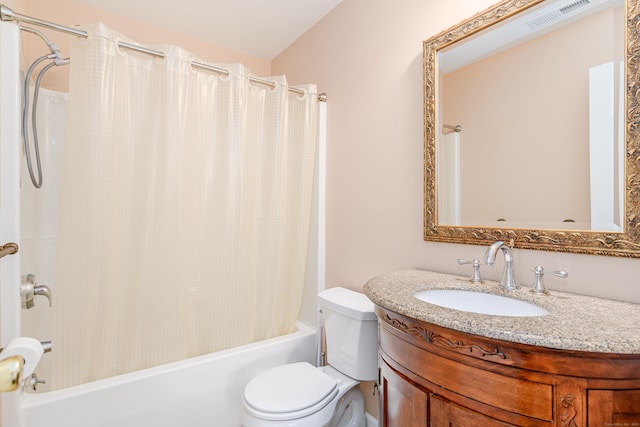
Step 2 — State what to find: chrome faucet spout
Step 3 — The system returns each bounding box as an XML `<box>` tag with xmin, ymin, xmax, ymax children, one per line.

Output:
<box><xmin>484</xmin><ymin>240</ymin><xmax>504</xmax><ymax>266</ymax></box>
<box><xmin>483</xmin><ymin>241</ymin><xmax>519</xmax><ymax>290</ymax></box>
<box><xmin>34</xmin><ymin>285</ymin><xmax>51</xmax><ymax>307</ymax></box>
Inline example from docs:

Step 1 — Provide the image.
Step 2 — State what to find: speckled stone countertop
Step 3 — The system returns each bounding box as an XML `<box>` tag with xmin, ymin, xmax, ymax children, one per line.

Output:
<box><xmin>363</xmin><ymin>269</ymin><xmax>640</xmax><ymax>354</ymax></box>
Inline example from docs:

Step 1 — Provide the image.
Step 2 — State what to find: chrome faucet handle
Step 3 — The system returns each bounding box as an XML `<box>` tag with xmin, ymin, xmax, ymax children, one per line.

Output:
<box><xmin>530</xmin><ymin>265</ymin><xmax>568</xmax><ymax>295</ymax></box>
<box><xmin>457</xmin><ymin>258</ymin><xmax>483</xmax><ymax>283</ymax></box>
<box><xmin>24</xmin><ymin>372</ymin><xmax>46</xmax><ymax>392</ymax></box>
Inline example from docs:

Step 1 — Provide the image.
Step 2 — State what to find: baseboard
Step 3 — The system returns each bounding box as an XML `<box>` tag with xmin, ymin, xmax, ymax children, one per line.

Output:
<box><xmin>365</xmin><ymin>412</ymin><xmax>379</xmax><ymax>427</ymax></box>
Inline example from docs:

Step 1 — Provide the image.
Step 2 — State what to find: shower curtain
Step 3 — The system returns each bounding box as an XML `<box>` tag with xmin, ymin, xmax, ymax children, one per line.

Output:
<box><xmin>51</xmin><ymin>23</ymin><xmax>318</xmax><ymax>389</ymax></box>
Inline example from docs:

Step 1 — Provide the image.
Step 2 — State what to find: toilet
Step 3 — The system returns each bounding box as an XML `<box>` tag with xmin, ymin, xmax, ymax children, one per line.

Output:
<box><xmin>241</xmin><ymin>287</ymin><xmax>378</xmax><ymax>427</ymax></box>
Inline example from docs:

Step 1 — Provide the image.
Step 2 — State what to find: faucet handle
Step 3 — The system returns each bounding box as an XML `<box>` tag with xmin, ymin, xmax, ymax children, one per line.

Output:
<box><xmin>530</xmin><ymin>265</ymin><xmax>568</xmax><ymax>295</ymax></box>
<box><xmin>24</xmin><ymin>372</ymin><xmax>46</xmax><ymax>392</ymax></box>
<box><xmin>457</xmin><ymin>258</ymin><xmax>483</xmax><ymax>284</ymax></box>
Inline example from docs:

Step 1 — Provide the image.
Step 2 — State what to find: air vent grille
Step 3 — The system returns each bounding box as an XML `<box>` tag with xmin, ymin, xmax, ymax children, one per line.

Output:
<box><xmin>527</xmin><ymin>0</ymin><xmax>591</xmax><ymax>29</ymax></box>
<box><xmin>560</xmin><ymin>0</ymin><xmax>591</xmax><ymax>13</ymax></box>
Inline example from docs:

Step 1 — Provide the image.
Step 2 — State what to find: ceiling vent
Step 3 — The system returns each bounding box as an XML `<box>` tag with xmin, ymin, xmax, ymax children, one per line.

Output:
<box><xmin>527</xmin><ymin>0</ymin><xmax>591</xmax><ymax>29</ymax></box>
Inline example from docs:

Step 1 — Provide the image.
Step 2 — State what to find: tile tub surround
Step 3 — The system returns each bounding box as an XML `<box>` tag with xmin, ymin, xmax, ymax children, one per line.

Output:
<box><xmin>363</xmin><ymin>270</ymin><xmax>640</xmax><ymax>354</ymax></box>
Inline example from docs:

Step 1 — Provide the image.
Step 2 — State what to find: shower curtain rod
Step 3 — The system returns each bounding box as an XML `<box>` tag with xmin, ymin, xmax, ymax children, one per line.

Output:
<box><xmin>443</xmin><ymin>123</ymin><xmax>462</xmax><ymax>133</ymax></box>
<box><xmin>0</xmin><ymin>4</ymin><xmax>326</xmax><ymax>101</ymax></box>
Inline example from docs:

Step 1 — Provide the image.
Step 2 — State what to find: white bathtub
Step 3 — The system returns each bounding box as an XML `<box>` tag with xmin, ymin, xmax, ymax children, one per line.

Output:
<box><xmin>20</xmin><ymin>322</ymin><xmax>317</xmax><ymax>427</ymax></box>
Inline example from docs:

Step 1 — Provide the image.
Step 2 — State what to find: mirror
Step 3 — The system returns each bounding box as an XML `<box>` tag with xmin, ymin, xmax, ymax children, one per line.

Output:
<box><xmin>424</xmin><ymin>0</ymin><xmax>640</xmax><ymax>257</ymax></box>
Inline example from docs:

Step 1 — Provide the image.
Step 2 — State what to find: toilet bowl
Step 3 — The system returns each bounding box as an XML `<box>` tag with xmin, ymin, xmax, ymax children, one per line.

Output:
<box><xmin>240</xmin><ymin>287</ymin><xmax>377</xmax><ymax>427</ymax></box>
<box><xmin>241</xmin><ymin>363</ymin><xmax>365</xmax><ymax>427</ymax></box>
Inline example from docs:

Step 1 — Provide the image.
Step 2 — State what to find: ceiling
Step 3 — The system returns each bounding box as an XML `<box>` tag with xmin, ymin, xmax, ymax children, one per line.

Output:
<box><xmin>73</xmin><ymin>0</ymin><xmax>344</xmax><ymax>59</ymax></box>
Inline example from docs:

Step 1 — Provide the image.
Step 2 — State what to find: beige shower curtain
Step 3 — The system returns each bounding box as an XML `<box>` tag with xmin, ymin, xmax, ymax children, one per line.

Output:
<box><xmin>51</xmin><ymin>23</ymin><xmax>318</xmax><ymax>389</ymax></box>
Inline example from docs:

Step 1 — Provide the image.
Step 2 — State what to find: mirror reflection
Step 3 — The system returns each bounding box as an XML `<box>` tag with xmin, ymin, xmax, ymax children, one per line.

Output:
<box><xmin>424</xmin><ymin>0</ymin><xmax>640</xmax><ymax>257</ymax></box>
<box><xmin>437</xmin><ymin>0</ymin><xmax>624</xmax><ymax>231</ymax></box>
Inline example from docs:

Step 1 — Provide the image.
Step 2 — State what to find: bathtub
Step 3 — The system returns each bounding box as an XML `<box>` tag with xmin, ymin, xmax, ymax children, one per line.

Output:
<box><xmin>20</xmin><ymin>322</ymin><xmax>317</xmax><ymax>427</ymax></box>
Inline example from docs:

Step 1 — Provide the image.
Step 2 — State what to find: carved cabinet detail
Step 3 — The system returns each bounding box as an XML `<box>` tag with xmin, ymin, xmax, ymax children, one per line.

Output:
<box><xmin>376</xmin><ymin>306</ymin><xmax>640</xmax><ymax>427</ymax></box>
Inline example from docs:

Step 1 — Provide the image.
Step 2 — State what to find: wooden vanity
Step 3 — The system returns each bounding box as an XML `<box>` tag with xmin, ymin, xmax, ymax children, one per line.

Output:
<box><xmin>364</xmin><ymin>270</ymin><xmax>640</xmax><ymax>427</ymax></box>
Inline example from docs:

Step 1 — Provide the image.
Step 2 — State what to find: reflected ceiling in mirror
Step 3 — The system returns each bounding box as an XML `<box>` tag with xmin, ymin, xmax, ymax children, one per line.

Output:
<box><xmin>423</xmin><ymin>0</ymin><xmax>640</xmax><ymax>257</ymax></box>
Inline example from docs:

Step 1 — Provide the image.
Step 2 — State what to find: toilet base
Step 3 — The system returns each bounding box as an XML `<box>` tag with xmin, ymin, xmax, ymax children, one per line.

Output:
<box><xmin>326</xmin><ymin>387</ymin><xmax>366</xmax><ymax>427</ymax></box>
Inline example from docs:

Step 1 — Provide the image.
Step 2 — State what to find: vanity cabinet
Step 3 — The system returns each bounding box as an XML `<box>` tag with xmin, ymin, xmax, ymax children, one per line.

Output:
<box><xmin>380</xmin><ymin>359</ymin><xmax>511</xmax><ymax>427</ymax></box>
<box><xmin>429</xmin><ymin>394</ymin><xmax>514</xmax><ymax>427</ymax></box>
<box><xmin>379</xmin><ymin>359</ymin><xmax>428</xmax><ymax>427</ymax></box>
<box><xmin>376</xmin><ymin>306</ymin><xmax>640</xmax><ymax>427</ymax></box>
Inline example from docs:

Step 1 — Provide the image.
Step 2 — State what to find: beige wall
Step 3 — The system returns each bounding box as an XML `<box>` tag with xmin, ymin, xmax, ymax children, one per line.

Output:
<box><xmin>3</xmin><ymin>0</ymin><xmax>27</xmax><ymax>13</ymax></box>
<box><xmin>273</xmin><ymin>0</ymin><xmax>640</xmax><ymax>305</ymax></box>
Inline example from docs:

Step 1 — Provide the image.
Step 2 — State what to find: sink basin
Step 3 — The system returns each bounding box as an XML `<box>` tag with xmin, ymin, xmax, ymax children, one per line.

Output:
<box><xmin>414</xmin><ymin>289</ymin><xmax>549</xmax><ymax>317</ymax></box>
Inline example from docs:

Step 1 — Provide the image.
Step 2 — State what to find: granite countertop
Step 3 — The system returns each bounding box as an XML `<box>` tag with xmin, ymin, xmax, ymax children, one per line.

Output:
<box><xmin>363</xmin><ymin>269</ymin><xmax>640</xmax><ymax>354</ymax></box>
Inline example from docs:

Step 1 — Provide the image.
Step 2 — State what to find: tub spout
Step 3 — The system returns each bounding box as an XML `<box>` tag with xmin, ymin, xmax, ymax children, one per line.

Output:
<box><xmin>34</xmin><ymin>285</ymin><xmax>51</xmax><ymax>307</ymax></box>
<box><xmin>21</xmin><ymin>274</ymin><xmax>52</xmax><ymax>309</ymax></box>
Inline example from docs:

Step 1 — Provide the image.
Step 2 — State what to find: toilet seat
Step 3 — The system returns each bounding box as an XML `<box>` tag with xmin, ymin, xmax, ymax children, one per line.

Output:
<box><xmin>243</xmin><ymin>362</ymin><xmax>338</xmax><ymax>421</ymax></box>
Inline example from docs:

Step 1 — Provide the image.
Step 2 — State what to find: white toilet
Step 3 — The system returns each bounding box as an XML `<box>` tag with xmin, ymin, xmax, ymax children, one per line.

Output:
<box><xmin>241</xmin><ymin>287</ymin><xmax>378</xmax><ymax>427</ymax></box>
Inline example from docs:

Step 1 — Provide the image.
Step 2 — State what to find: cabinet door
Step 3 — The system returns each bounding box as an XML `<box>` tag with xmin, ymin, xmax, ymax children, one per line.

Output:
<box><xmin>380</xmin><ymin>360</ymin><xmax>428</xmax><ymax>427</ymax></box>
<box><xmin>588</xmin><ymin>389</ymin><xmax>640</xmax><ymax>427</ymax></box>
<box><xmin>430</xmin><ymin>394</ymin><xmax>515</xmax><ymax>427</ymax></box>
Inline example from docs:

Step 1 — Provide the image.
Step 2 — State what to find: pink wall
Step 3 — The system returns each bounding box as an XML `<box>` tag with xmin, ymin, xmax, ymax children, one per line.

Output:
<box><xmin>273</xmin><ymin>0</ymin><xmax>640</xmax><ymax>305</ymax></box>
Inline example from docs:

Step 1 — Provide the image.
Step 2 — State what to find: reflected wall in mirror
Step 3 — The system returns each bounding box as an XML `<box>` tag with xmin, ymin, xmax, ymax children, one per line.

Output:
<box><xmin>423</xmin><ymin>0</ymin><xmax>640</xmax><ymax>257</ymax></box>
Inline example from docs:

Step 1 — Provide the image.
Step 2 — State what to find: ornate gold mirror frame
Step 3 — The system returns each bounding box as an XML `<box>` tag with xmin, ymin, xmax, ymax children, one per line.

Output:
<box><xmin>424</xmin><ymin>0</ymin><xmax>640</xmax><ymax>257</ymax></box>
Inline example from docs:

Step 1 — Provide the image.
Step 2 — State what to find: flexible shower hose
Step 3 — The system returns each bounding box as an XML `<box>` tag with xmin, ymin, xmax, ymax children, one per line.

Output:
<box><xmin>22</xmin><ymin>54</ymin><xmax>55</xmax><ymax>189</ymax></box>
<box><xmin>21</xmin><ymin>25</ymin><xmax>69</xmax><ymax>189</ymax></box>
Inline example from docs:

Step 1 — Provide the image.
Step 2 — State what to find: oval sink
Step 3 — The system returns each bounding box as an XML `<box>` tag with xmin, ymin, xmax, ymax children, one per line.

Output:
<box><xmin>414</xmin><ymin>289</ymin><xmax>549</xmax><ymax>317</ymax></box>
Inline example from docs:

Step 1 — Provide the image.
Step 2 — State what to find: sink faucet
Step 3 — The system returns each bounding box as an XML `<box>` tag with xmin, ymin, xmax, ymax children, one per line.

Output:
<box><xmin>483</xmin><ymin>241</ymin><xmax>518</xmax><ymax>290</ymax></box>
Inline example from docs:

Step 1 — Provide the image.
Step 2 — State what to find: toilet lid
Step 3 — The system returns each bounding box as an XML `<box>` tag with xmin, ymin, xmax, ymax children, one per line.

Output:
<box><xmin>244</xmin><ymin>362</ymin><xmax>338</xmax><ymax>416</ymax></box>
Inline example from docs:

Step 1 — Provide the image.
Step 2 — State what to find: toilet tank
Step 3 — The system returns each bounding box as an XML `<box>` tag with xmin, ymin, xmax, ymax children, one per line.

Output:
<box><xmin>318</xmin><ymin>287</ymin><xmax>378</xmax><ymax>381</ymax></box>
